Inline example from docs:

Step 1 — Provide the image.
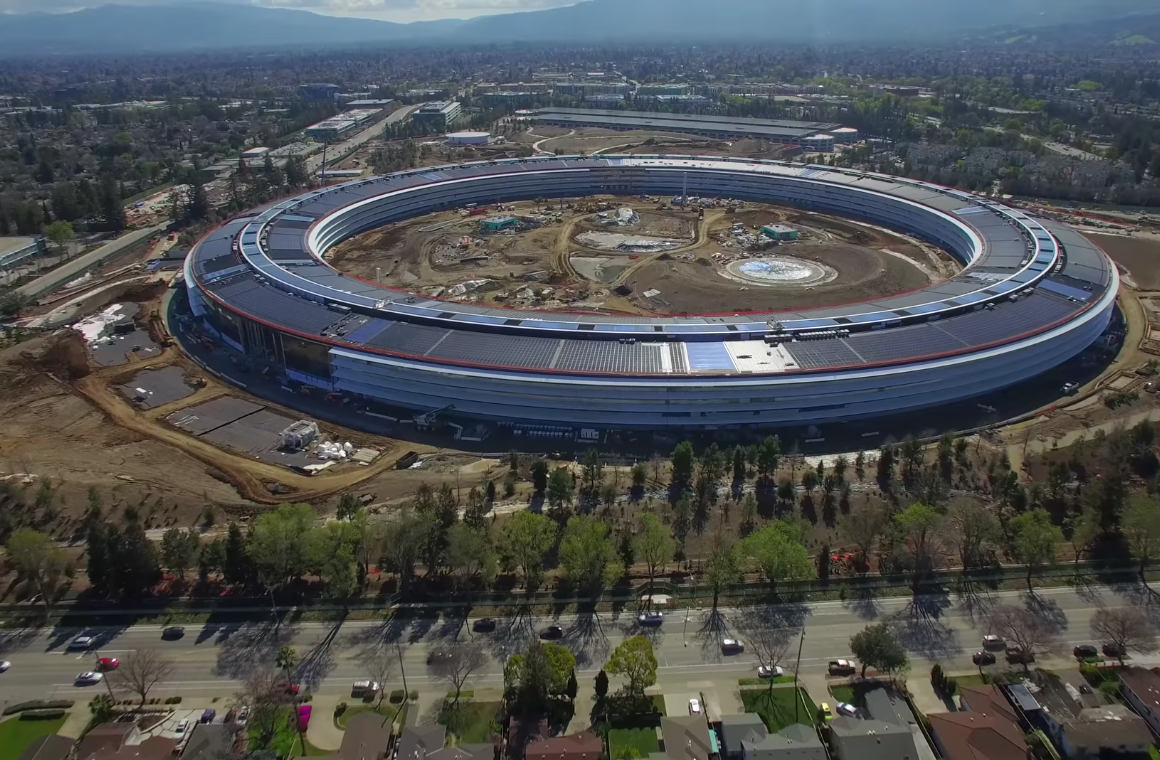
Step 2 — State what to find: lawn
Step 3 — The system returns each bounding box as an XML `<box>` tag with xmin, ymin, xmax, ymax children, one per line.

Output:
<box><xmin>248</xmin><ymin>711</ymin><xmax>329</xmax><ymax>757</ymax></box>
<box><xmin>740</xmin><ymin>688</ymin><xmax>816</xmax><ymax>731</ymax></box>
<box><xmin>0</xmin><ymin>716</ymin><xmax>68</xmax><ymax>760</ymax></box>
<box><xmin>828</xmin><ymin>685</ymin><xmax>855</xmax><ymax>705</ymax></box>
<box><xmin>608</xmin><ymin>727</ymin><xmax>660</xmax><ymax>760</ymax></box>
<box><xmin>439</xmin><ymin>701</ymin><xmax>502</xmax><ymax>744</ymax></box>
<box><xmin>336</xmin><ymin>703</ymin><xmax>402</xmax><ymax>730</ymax></box>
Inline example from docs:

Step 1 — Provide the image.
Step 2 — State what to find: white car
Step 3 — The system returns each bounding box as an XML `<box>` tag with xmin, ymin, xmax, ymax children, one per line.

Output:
<box><xmin>688</xmin><ymin>697</ymin><xmax>702</xmax><ymax>715</ymax></box>
<box><xmin>75</xmin><ymin>671</ymin><xmax>103</xmax><ymax>686</ymax></box>
<box><xmin>982</xmin><ymin>634</ymin><xmax>1006</xmax><ymax>650</ymax></box>
<box><xmin>174</xmin><ymin>719</ymin><xmax>190</xmax><ymax>737</ymax></box>
<box><xmin>0</xmin><ymin>660</ymin><xmax>10</xmax><ymax>673</ymax></box>
<box><xmin>757</xmin><ymin>665</ymin><xmax>785</xmax><ymax>678</ymax></box>
<box><xmin>68</xmin><ymin>636</ymin><xmax>94</xmax><ymax>651</ymax></box>
<box><xmin>836</xmin><ymin>702</ymin><xmax>858</xmax><ymax>717</ymax></box>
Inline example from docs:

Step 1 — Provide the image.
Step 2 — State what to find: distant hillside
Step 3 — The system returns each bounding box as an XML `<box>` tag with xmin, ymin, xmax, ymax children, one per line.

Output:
<box><xmin>0</xmin><ymin>0</ymin><xmax>1154</xmax><ymax>57</ymax></box>
<box><xmin>979</xmin><ymin>11</ymin><xmax>1160</xmax><ymax>46</ymax></box>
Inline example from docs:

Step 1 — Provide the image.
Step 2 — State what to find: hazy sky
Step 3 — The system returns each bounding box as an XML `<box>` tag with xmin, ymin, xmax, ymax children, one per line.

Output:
<box><xmin>0</xmin><ymin>0</ymin><xmax>583</xmax><ymax>21</ymax></box>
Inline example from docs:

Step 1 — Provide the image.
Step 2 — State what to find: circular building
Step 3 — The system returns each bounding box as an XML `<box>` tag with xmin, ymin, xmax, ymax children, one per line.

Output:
<box><xmin>184</xmin><ymin>155</ymin><xmax>1118</xmax><ymax>432</ymax></box>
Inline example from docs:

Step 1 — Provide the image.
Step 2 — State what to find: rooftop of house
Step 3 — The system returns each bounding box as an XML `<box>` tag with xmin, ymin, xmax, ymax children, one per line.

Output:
<box><xmin>741</xmin><ymin>724</ymin><xmax>826</xmax><ymax>760</ymax></box>
<box><xmin>928</xmin><ymin>711</ymin><xmax>1028</xmax><ymax>760</ymax></box>
<box><xmin>959</xmin><ymin>685</ymin><xmax>1019</xmax><ymax>725</ymax></box>
<box><xmin>1062</xmin><ymin>704</ymin><xmax>1154</xmax><ymax>752</ymax></box>
<box><xmin>718</xmin><ymin>714</ymin><xmax>768</xmax><ymax>752</ymax></box>
<box><xmin>862</xmin><ymin>687</ymin><xmax>917</xmax><ymax>727</ymax></box>
<box><xmin>396</xmin><ymin>723</ymin><xmax>447</xmax><ymax>760</ymax></box>
<box><xmin>524</xmin><ymin>731</ymin><xmax>603</xmax><ymax>760</ymax></box>
<box><xmin>828</xmin><ymin>716</ymin><xmax>918</xmax><ymax>760</ymax></box>
<box><xmin>659</xmin><ymin>716</ymin><xmax>716</xmax><ymax>760</ymax></box>
<box><xmin>1119</xmin><ymin>667</ymin><xmax>1160</xmax><ymax>711</ymax></box>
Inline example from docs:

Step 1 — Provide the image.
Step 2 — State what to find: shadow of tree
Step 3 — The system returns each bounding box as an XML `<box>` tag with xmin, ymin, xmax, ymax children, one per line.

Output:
<box><xmin>213</xmin><ymin>620</ymin><xmax>301</xmax><ymax>679</ymax></box>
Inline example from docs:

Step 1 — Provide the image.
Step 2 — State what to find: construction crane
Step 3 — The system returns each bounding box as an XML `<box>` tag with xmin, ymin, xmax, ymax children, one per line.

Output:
<box><xmin>414</xmin><ymin>403</ymin><xmax>454</xmax><ymax>428</ymax></box>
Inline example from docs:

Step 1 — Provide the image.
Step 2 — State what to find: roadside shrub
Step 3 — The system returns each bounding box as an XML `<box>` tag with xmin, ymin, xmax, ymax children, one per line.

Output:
<box><xmin>20</xmin><ymin>709</ymin><xmax>66</xmax><ymax>720</ymax></box>
<box><xmin>389</xmin><ymin>690</ymin><xmax>405</xmax><ymax>704</ymax></box>
<box><xmin>164</xmin><ymin>697</ymin><xmax>182</xmax><ymax>704</ymax></box>
<box><xmin>1099</xmin><ymin>680</ymin><xmax>1121</xmax><ymax>699</ymax></box>
<box><xmin>409</xmin><ymin>690</ymin><xmax>419</xmax><ymax>702</ymax></box>
<box><xmin>335</xmin><ymin>702</ymin><xmax>348</xmax><ymax>717</ymax></box>
<box><xmin>3</xmin><ymin>700</ymin><xmax>74</xmax><ymax>715</ymax></box>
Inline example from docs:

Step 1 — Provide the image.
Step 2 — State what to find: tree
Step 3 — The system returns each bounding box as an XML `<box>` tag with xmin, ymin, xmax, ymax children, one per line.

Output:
<box><xmin>703</xmin><ymin>531</ymin><xmax>741</xmax><ymax>614</ymax></box>
<box><xmin>559</xmin><ymin>516</ymin><xmax>623</xmax><ymax>597</ymax></box>
<box><xmin>605</xmin><ymin>636</ymin><xmax>657</xmax><ymax>699</ymax></box>
<box><xmin>5</xmin><ymin>528</ymin><xmax>68</xmax><ymax>612</ymax></box>
<box><xmin>1009</xmin><ymin>509</ymin><xmax>1062</xmax><ymax>591</ymax></box>
<box><xmin>186</xmin><ymin>180</ymin><xmax>211</xmax><ymax>222</ymax></box>
<box><xmin>446</xmin><ymin>523</ymin><xmax>496</xmax><ymax>587</ymax></box>
<box><xmin>431</xmin><ymin>641</ymin><xmax>488</xmax><ymax>707</ymax></box>
<box><xmin>90</xmin><ymin>693</ymin><xmax>115</xmax><ymax>724</ymax></box>
<box><xmin>239</xmin><ymin>669</ymin><xmax>292</xmax><ymax>749</ymax></box>
<box><xmin>671</xmin><ymin>441</ymin><xmax>695</xmax><ymax>490</ymax></box>
<box><xmin>114</xmin><ymin>649</ymin><xmax>174</xmax><ymax>709</ymax></box>
<box><xmin>336</xmin><ymin>493</ymin><xmax>361</xmax><ymax>521</ymax></box>
<box><xmin>547</xmin><ymin>467</ymin><xmax>575</xmax><ymax>518</ymax></box>
<box><xmin>380</xmin><ymin>508</ymin><xmax>425</xmax><ymax>591</ymax></box>
<box><xmin>594</xmin><ymin>669</ymin><xmax>609</xmax><ymax>702</ymax></box>
<box><xmin>309</xmin><ymin>522</ymin><xmax>359</xmax><ymax>601</ymax></box>
<box><xmin>498</xmin><ymin>511</ymin><xmax>556</xmax><ymax>590</ymax></box>
<box><xmin>947</xmin><ymin>500</ymin><xmax>1001</xmax><ymax>571</ymax></box>
<box><xmin>531</xmin><ymin>460</ymin><xmax>549</xmax><ymax>494</ymax></box>
<box><xmin>1091</xmin><ymin>607</ymin><xmax>1157</xmax><ymax>666</ymax></box>
<box><xmin>895</xmin><ymin>503</ymin><xmax>942</xmax><ymax>581</ymax></box>
<box><xmin>843</xmin><ymin>504</ymin><xmax>888</xmax><ymax>571</ymax></box>
<box><xmin>738</xmin><ymin>623</ymin><xmax>792</xmax><ymax>694</ymax></box>
<box><xmin>988</xmin><ymin>604</ymin><xmax>1056</xmax><ymax>672</ymax></box>
<box><xmin>743</xmin><ymin>521</ymin><xmax>813</xmax><ymax>594</ymax></box>
<box><xmin>756</xmin><ymin>435</ymin><xmax>781</xmax><ymax>480</ymax></box>
<box><xmin>849</xmin><ymin>623</ymin><xmax>908</xmax><ymax>678</ymax></box>
<box><xmin>42</xmin><ymin>220</ymin><xmax>74</xmax><ymax>253</ymax></box>
<box><xmin>580</xmin><ymin>449</ymin><xmax>604</xmax><ymax>506</ymax></box>
<box><xmin>276</xmin><ymin>646</ymin><xmax>297</xmax><ymax>686</ymax></box>
<box><xmin>1065</xmin><ymin>509</ymin><xmax>1100</xmax><ymax>571</ymax></box>
<box><xmin>634</xmin><ymin>513</ymin><xmax>674</xmax><ymax>602</ymax></box>
<box><xmin>86</xmin><ymin>521</ymin><xmax>114</xmax><ymax>595</ymax></box>
<box><xmin>222</xmin><ymin>523</ymin><xmax>251</xmax><ymax>585</ymax></box>
<box><xmin>631</xmin><ymin>463</ymin><xmax>648</xmax><ymax>494</ymax></box>
<box><xmin>160</xmin><ymin>528</ymin><xmax>200</xmax><ymax>582</ymax></box>
<box><xmin>1122</xmin><ymin>494</ymin><xmax>1160</xmax><ymax>581</ymax></box>
<box><xmin>114</xmin><ymin>519</ymin><xmax>161</xmax><ymax>595</ymax></box>
<box><xmin>249</xmin><ymin>504</ymin><xmax>316</xmax><ymax>608</ymax></box>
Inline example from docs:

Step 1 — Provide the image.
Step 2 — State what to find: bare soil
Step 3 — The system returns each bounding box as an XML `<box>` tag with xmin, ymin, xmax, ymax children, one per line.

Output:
<box><xmin>1088</xmin><ymin>233</ymin><xmax>1160</xmax><ymax>290</ymax></box>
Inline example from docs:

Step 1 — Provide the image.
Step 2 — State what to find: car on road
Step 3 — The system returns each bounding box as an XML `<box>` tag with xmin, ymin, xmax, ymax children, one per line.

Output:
<box><xmin>1061</xmin><ymin>381</ymin><xmax>1080</xmax><ymax>395</ymax></box>
<box><xmin>472</xmin><ymin>618</ymin><xmax>497</xmax><ymax>633</ymax></box>
<box><xmin>427</xmin><ymin>650</ymin><xmax>452</xmax><ymax>666</ymax></box>
<box><xmin>828</xmin><ymin>659</ymin><xmax>856</xmax><ymax>676</ymax></box>
<box><xmin>0</xmin><ymin>660</ymin><xmax>10</xmax><ymax>673</ymax></box>
<box><xmin>757</xmin><ymin>665</ymin><xmax>785</xmax><ymax>678</ymax></box>
<box><xmin>162</xmin><ymin>626</ymin><xmax>186</xmax><ymax>640</ymax></box>
<box><xmin>688</xmin><ymin>698</ymin><xmax>702</xmax><ymax>715</ymax></box>
<box><xmin>721</xmin><ymin>638</ymin><xmax>744</xmax><ymax>654</ymax></box>
<box><xmin>638</xmin><ymin>612</ymin><xmax>663</xmax><ymax>626</ymax></box>
<box><xmin>280</xmin><ymin>682</ymin><xmax>301</xmax><ymax>696</ymax></box>
<box><xmin>97</xmin><ymin>657</ymin><xmax>119</xmax><ymax>671</ymax></box>
<box><xmin>68</xmin><ymin>636</ymin><xmax>95</xmax><ymax>651</ymax></box>
<box><xmin>236</xmin><ymin>707</ymin><xmax>250</xmax><ymax>727</ymax></box>
<box><xmin>201</xmin><ymin>709</ymin><xmax>216</xmax><ymax>724</ymax></box>
<box><xmin>1103</xmin><ymin>642</ymin><xmax>1126</xmax><ymax>658</ymax></box>
<box><xmin>352</xmin><ymin>680</ymin><xmax>380</xmax><ymax>698</ymax></box>
<box><xmin>1006</xmin><ymin>647</ymin><xmax>1035</xmax><ymax>664</ymax></box>
<box><xmin>835</xmin><ymin>702</ymin><xmax>857</xmax><ymax>717</ymax></box>
<box><xmin>540</xmin><ymin>625</ymin><xmax>564</xmax><ymax>640</ymax></box>
<box><xmin>1073</xmin><ymin>644</ymin><xmax>1099</xmax><ymax>659</ymax></box>
<box><xmin>75</xmin><ymin>671</ymin><xmax>103</xmax><ymax>686</ymax></box>
<box><xmin>982</xmin><ymin>635</ymin><xmax>1005</xmax><ymax>650</ymax></box>
<box><xmin>174</xmin><ymin>719</ymin><xmax>190</xmax><ymax>737</ymax></box>
<box><xmin>819</xmin><ymin>702</ymin><xmax>834</xmax><ymax>721</ymax></box>
<box><xmin>972</xmin><ymin>651</ymin><xmax>997</xmax><ymax>666</ymax></box>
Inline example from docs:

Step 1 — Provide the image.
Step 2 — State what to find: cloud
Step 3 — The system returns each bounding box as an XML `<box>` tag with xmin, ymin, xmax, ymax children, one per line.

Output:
<box><xmin>0</xmin><ymin>0</ymin><xmax>583</xmax><ymax>21</ymax></box>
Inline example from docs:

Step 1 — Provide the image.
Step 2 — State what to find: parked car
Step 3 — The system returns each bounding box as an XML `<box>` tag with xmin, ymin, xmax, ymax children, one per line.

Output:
<box><xmin>982</xmin><ymin>635</ymin><xmax>1005</xmax><ymax>650</ymax></box>
<box><xmin>688</xmin><ymin>698</ymin><xmax>702</xmax><ymax>715</ymax></box>
<box><xmin>472</xmin><ymin>618</ymin><xmax>497</xmax><ymax>633</ymax></box>
<box><xmin>757</xmin><ymin>665</ymin><xmax>785</xmax><ymax>678</ymax></box>
<box><xmin>97</xmin><ymin>657</ymin><xmax>119</xmax><ymax>671</ymax></box>
<box><xmin>835</xmin><ymin>702</ymin><xmax>858</xmax><ymax>717</ymax></box>
<box><xmin>68</xmin><ymin>636</ymin><xmax>94</xmax><ymax>651</ymax></box>
<box><xmin>1006</xmin><ymin>647</ymin><xmax>1035</xmax><ymax>664</ymax></box>
<box><xmin>1103</xmin><ymin>642</ymin><xmax>1127</xmax><ymax>658</ymax></box>
<box><xmin>75</xmin><ymin>671</ymin><xmax>103</xmax><ymax>686</ymax></box>
<box><xmin>236</xmin><ymin>707</ymin><xmax>250</xmax><ymax>727</ymax></box>
<box><xmin>0</xmin><ymin>660</ymin><xmax>10</xmax><ymax>673</ymax></box>
<box><xmin>280</xmin><ymin>682</ymin><xmax>301</xmax><ymax>695</ymax></box>
<box><xmin>972</xmin><ymin>651</ymin><xmax>997</xmax><ymax>666</ymax></box>
<box><xmin>638</xmin><ymin>611</ymin><xmax>663</xmax><ymax>626</ymax></box>
<box><xmin>201</xmin><ymin>709</ymin><xmax>216</xmax><ymax>724</ymax></box>
<box><xmin>1073</xmin><ymin>644</ymin><xmax>1099</xmax><ymax>659</ymax></box>
<box><xmin>828</xmin><ymin>659</ymin><xmax>856</xmax><ymax>676</ymax></box>
<box><xmin>174</xmin><ymin>719</ymin><xmax>190</xmax><ymax>737</ymax></box>
<box><xmin>352</xmin><ymin>680</ymin><xmax>380</xmax><ymax>698</ymax></box>
<box><xmin>540</xmin><ymin>625</ymin><xmax>564</xmax><ymax>640</ymax></box>
<box><xmin>162</xmin><ymin>626</ymin><xmax>186</xmax><ymax>640</ymax></box>
<box><xmin>1061</xmin><ymin>381</ymin><xmax>1080</xmax><ymax>395</ymax></box>
<box><xmin>721</xmin><ymin>638</ymin><xmax>744</xmax><ymax>654</ymax></box>
<box><xmin>819</xmin><ymin>702</ymin><xmax>834</xmax><ymax>721</ymax></box>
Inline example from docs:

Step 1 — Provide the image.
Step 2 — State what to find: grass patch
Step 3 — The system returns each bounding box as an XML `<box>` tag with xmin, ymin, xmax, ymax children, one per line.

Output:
<box><xmin>740</xmin><ymin>688</ymin><xmax>816</xmax><ymax>731</ymax></box>
<box><xmin>248</xmin><ymin>711</ymin><xmax>329</xmax><ymax>757</ymax></box>
<box><xmin>439</xmin><ymin>701</ymin><xmax>502</xmax><ymax>744</ymax></box>
<box><xmin>828</xmin><ymin>685</ymin><xmax>855</xmax><ymax>705</ymax></box>
<box><xmin>608</xmin><ymin>727</ymin><xmax>660</xmax><ymax>759</ymax></box>
<box><xmin>336</xmin><ymin>704</ymin><xmax>401</xmax><ymax>730</ymax></box>
<box><xmin>739</xmin><ymin>676</ymin><xmax>796</xmax><ymax>686</ymax></box>
<box><xmin>0</xmin><ymin>715</ymin><xmax>67</xmax><ymax>760</ymax></box>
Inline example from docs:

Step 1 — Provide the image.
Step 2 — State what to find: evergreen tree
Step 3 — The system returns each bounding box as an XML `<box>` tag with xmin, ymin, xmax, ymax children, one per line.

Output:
<box><xmin>222</xmin><ymin>523</ymin><xmax>251</xmax><ymax>585</ymax></box>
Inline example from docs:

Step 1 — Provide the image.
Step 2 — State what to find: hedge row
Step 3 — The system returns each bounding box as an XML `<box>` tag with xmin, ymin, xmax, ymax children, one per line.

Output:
<box><xmin>20</xmin><ymin>709</ymin><xmax>67</xmax><ymax>720</ymax></box>
<box><xmin>3</xmin><ymin>700</ymin><xmax>74</xmax><ymax>715</ymax></box>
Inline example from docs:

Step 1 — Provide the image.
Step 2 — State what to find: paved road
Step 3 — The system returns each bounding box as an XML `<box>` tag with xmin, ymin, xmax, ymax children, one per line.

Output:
<box><xmin>16</xmin><ymin>224</ymin><xmax>165</xmax><ymax>300</ymax></box>
<box><xmin>0</xmin><ymin>583</ymin><xmax>1151</xmax><ymax>705</ymax></box>
<box><xmin>307</xmin><ymin>104</ymin><xmax>419</xmax><ymax>175</ymax></box>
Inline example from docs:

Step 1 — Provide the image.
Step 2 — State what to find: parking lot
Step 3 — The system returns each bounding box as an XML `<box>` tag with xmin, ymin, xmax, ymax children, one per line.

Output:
<box><xmin>167</xmin><ymin>395</ymin><xmax>325</xmax><ymax>469</ymax></box>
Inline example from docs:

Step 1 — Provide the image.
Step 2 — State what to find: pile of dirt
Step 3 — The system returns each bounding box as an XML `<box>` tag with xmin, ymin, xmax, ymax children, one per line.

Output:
<box><xmin>0</xmin><ymin>330</ymin><xmax>90</xmax><ymax>388</ymax></box>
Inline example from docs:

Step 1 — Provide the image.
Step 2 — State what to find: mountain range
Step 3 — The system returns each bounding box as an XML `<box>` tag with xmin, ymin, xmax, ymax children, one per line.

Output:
<box><xmin>0</xmin><ymin>0</ymin><xmax>1156</xmax><ymax>56</ymax></box>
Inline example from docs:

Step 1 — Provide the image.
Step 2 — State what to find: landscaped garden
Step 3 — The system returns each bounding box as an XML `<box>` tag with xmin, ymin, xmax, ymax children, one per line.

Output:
<box><xmin>439</xmin><ymin>700</ymin><xmax>503</xmax><ymax>744</ymax></box>
<box><xmin>608</xmin><ymin>727</ymin><xmax>660</xmax><ymax>759</ymax></box>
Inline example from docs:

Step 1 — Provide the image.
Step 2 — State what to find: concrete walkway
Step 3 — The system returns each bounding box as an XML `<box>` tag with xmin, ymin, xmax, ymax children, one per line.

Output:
<box><xmin>56</xmin><ymin>707</ymin><xmax>93</xmax><ymax>740</ymax></box>
<box><xmin>307</xmin><ymin>695</ymin><xmax>345</xmax><ymax>751</ymax></box>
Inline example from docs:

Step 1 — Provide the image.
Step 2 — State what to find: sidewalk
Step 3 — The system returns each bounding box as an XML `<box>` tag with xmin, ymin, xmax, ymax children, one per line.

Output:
<box><xmin>57</xmin><ymin>707</ymin><xmax>92</xmax><ymax>739</ymax></box>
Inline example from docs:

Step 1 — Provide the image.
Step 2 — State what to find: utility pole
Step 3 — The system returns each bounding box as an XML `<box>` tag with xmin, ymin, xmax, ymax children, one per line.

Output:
<box><xmin>396</xmin><ymin>642</ymin><xmax>410</xmax><ymax>700</ymax></box>
<box><xmin>793</xmin><ymin>628</ymin><xmax>806</xmax><ymax>723</ymax></box>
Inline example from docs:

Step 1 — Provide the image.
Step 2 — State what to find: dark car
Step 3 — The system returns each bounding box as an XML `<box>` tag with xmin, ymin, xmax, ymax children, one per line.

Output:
<box><xmin>472</xmin><ymin>618</ymin><xmax>497</xmax><ymax>633</ymax></box>
<box><xmin>1006</xmin><ymin>647</ymin><xmax>1035</xmax><ymax>664</ymax></box>
<box><xmin>161</xmin><ymin>626</ymin><xmax>186</xmax><ymax>641</ymax></box>
<box><xmin>427</xmin><ymin>649</ymin><xmax>452</xmax><ymax>666</ymax></box>
<box><xmin>540</xmin><ymin>625</ymin><xmax>564</xmax><ymax>640</ymax></box>
<box><xmin>1073</xmin><ymin>644</ymin><xmax>1099</xmax><ymax>659</ymax></box>
<box><xmin>201</xmin><ymin>709</ymin><xmax>216</xmax><ymax>724</ymax></box>
<box><xmin>972</xmin><ymin>651</ymin><xmax>996</xmax><ymax>666</ymax></box>
<box><xmin>1102</xmin><ymin>642</ymin><xmax>1126</xmax><ymax>658</ymax></box>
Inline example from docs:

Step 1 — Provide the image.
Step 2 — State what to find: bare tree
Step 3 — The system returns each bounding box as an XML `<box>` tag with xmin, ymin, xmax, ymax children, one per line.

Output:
<box><xmin>237</xmin><ymin>669</ymin><xmax>291</xmax><ymax>751</ymax></box>
<box><xmin>740</xmin><ymin>624</ymin><xmax>793</xmax><ymax>694</ymax></box>
<box><xmin>987</xmin><ymin>605</ymin><xmax>1056</xmax><ymax>672</ymax></box>
<box><xmin>946</xmin><ymin>499</ymin><xmax>1001</xmax><ymax>571</ymax></box>
<box><xmin>361</xmin><ymin>646</ymin><xmax>395</xmax><ymax>709</ymax></box>
<box><xmin>1091</xmin><ymin>607</ymin><xmax>1157</xmax><ymax>666</ymax></box>
<box><xmin>430</xmin><ymin>641</ymin><xmax>488</xmax><ymax>708</ymax></box>
<box><xmin>114</xmin><ymin>649</ymin><xmax>174</xmax><ymax>709</ymax></box>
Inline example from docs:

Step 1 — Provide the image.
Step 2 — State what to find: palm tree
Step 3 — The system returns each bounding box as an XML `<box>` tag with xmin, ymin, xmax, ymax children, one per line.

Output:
<box><xmin>276</xmin><ymin>646</ymin><xmax>297</xmax><ymax>685</ymax></box>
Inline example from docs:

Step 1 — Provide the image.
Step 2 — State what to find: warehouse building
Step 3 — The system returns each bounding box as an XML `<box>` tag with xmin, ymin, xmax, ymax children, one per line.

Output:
<box><xmin>531</xmin><ymin>107</ymin><xmax>841</xmax><ymax>144</ymax></box>
<box><xmin>760</xmin><ymin>224</ymin><xmax>799</xmax><ymax>241</ymax></box>
<box><xmin>0</xmin><ymin>236</ymin><xmax>45</xmax><ymax>270</ymax></box>
<box><xmin>305</xmin><ymin>109</ymin><xmax>384</xmax><ymax>142</ymax></box>
<box><xmin>412</xmin><ymin>101</ymin><xmax>462</xmax><ymax>131</ymax></box>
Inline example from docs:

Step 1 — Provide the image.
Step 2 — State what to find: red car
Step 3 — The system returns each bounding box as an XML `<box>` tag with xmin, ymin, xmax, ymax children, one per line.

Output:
<box><xmin>282</xmin><ymin>682</ymin><xmax>301</xmax><ymax>696</ymax></box>
<box><xmin>97</xmin><ymin>657</ymin><xmax>119</xmax><ymax>671</ymax></box>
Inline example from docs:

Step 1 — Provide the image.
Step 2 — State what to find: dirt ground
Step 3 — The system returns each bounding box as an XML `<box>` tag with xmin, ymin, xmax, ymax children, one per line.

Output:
<box><xmin>1088</xmin><ymin>233</ymin><xmax>1160</xmax><ymax>290</ymax></box>
<box><xmin>326</xmin><ymin>199</ymin><xmax>950</xmax><ymax>316</ymax></box>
